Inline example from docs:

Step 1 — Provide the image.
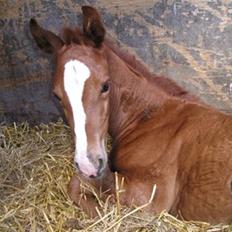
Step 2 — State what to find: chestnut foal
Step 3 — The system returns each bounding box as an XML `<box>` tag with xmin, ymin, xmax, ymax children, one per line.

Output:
<box><xmin>30</xmin><ymin>6</ymin><xmax>232</xmax><ymax>224</ymax></box>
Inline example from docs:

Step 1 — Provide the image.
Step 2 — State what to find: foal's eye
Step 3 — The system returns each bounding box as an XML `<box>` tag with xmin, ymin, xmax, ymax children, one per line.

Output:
<box><xmin>101</xmin><ymin>82</ymin><xmax>109</xmax><ymax>93</ymax></box>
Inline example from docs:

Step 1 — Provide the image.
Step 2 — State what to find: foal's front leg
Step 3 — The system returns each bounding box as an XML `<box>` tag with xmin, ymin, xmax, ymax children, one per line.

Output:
<box><xmin>68</xmin><ymin>167</ymin><xmax>115</xmax><ymax>217</ymax></box>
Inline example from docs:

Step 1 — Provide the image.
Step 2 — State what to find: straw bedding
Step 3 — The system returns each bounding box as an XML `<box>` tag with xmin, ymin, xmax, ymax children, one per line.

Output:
<box><xmin>0</xmin><ymin>120</ymin><xmax>231</xmax><ymax>232</ymax></box>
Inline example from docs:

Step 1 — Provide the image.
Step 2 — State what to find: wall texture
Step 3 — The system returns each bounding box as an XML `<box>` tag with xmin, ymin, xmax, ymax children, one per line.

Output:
<box><xmin>1</xmin><ymin>0</ymin><xmax>232</xmax><ymax>123</ymax></box>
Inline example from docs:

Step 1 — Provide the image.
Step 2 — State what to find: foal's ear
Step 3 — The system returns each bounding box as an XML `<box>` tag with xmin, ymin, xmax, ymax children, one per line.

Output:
<box><xmin>82</xmin><ymin>6</ymin><xmax>105</xmax><ymax>47</ymax></box>
<box><xmin>29</xmin><ymin>18</ymin><xmax>64</xmax><ymax>53</ymax></box>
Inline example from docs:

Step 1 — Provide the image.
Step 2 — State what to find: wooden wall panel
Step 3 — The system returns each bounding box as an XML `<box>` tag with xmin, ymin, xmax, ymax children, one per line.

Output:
<box><xmin>1</xmin><ymin>0</ymin><xmax>232</xmax><ymax>123</ymax></box>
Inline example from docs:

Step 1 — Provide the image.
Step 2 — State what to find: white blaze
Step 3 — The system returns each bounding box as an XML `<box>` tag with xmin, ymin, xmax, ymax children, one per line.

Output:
<box><xmin>64</xmin><ymin>60</ymin><xmax>96</xmax><ymax>176</ymax></box>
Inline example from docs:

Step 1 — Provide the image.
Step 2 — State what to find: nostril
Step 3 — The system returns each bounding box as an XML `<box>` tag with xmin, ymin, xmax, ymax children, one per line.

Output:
<box><xmin>98</xmin><ymin>158</ymin><xmax>104</xmax><ymax>171</ymax></box>
<box><xmin>75</xmin><ymin>162</ymin><xmax>79</xmax><ymax>169</ymax></box>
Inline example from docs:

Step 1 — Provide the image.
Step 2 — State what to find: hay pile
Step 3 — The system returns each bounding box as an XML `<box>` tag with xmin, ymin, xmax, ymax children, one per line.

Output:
<box><xmin>0</xmin><ymin>121</ymin><xmax>231</xmax><ymax>232</ymax></box>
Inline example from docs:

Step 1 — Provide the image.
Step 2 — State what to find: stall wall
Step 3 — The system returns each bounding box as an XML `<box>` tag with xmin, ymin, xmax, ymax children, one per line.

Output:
<box><xmin>1</xmin><ymin>0</ymin><xmax>232</xmax><ymax>123</ymax></box>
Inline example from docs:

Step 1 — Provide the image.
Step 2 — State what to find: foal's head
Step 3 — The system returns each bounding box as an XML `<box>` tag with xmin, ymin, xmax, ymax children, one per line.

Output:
<box><xmin>30</xmin><ymin>6</ymin><xmax>110</xmax><ymax>178</ymax></box>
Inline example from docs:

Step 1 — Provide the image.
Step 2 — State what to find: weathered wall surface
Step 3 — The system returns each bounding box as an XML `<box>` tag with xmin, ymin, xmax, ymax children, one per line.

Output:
<box><xmin>1</xmin><ymin>0</ymin><xmax>232</xmax><ymax>123</ymax></box>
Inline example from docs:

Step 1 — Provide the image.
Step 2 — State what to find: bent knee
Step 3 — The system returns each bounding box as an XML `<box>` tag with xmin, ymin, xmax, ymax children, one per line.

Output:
<box><xmin>68</xmin><ymin>175</ymin><xmax>80</xmax><ymax>201</ymax></box>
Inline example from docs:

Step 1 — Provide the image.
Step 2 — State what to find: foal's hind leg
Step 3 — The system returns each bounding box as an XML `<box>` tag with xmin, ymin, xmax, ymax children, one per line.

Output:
<box><xmin>177</xmin><ymin>151</ymin><xmax>232</xmax><ymax>224</ymax></box>
<box><xmin>68</xmin><ymin>168</ymin><xmax>115</xmax><ymax>217</ymax></box>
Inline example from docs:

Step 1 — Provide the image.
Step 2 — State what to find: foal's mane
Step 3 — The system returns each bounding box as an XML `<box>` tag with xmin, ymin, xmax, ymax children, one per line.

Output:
<box><xmin>104</xmin><ymin>39</ymin><xmax>198</xmax><ymax>101</ymax></box>
<box><xmin>62</xmin><ymin>27</ymin><xmax>95</xmax><ymax>47</ymax></box>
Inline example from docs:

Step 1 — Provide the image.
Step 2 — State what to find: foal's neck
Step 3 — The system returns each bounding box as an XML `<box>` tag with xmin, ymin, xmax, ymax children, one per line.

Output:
<box><xmin>105</xmin><ymin>46</ymin><xmax>169</xmax><ymax>142</ymax></box>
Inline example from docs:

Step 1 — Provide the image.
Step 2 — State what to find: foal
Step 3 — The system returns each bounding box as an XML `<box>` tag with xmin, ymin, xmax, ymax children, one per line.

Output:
<box><xmin>30</xmin><ymin>6</ymin><xmax>232</xmax><ymax>224</ymax></box>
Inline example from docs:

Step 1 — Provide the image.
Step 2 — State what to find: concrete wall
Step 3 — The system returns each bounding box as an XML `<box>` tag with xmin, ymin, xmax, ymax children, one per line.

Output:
<box><xmin>1</xmin><ymin>0</ymin><xmax>232</xmax><ymax>123</ymax></box>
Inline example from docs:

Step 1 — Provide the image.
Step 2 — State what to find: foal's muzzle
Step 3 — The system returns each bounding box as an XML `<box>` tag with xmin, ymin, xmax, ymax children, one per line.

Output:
<box><xmin>75</xmin><ymin>155</ymin><xmax>106</xmax><ymax>178</ymax></box>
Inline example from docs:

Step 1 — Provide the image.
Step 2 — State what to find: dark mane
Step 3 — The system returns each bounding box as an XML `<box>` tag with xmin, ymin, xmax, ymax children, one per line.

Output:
<box><xmin>62</xmin><ymin>27</ymin><xmax>95</xmax><ymax>47</ymax></box>
<box><xmin>104</xmin><ymin>39</ymin><xmax>199</xmax><ymax>102</ymax></box>
<box><xmin>62</xmin><ymin>27</ymin><xmax>83</xmax><ymax>45</ymax></box>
